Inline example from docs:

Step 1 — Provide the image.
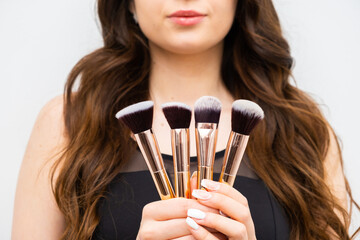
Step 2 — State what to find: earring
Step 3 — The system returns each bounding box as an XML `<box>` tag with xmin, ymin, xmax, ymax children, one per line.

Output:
<box><xmin>133</xmin><ymin>13</ymin><xmax>138</xmax><ymax>24</ymax></box>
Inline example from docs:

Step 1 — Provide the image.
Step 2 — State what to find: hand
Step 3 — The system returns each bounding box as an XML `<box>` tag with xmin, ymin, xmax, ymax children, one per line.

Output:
<box><xmin>186</xmin><ymin>179</ymin><xmax>256</xmax><ymax>240</ymax></box>
<box><xmin>137</xmin><ymin>174</ymin><xmax>219</xmax><ymax>240</ymax></box>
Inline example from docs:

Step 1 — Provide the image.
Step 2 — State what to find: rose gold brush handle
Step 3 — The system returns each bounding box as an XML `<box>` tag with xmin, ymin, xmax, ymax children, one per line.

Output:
<box><xmin>219</xmin><ymin>132</ymin><xmax>249</xmax><ymax>186</ymax></box>
<box><xmin>135</xmin><ymin>130</ymin><xmax>175</xmax><ymax>200</ymax></box>
<box><xmin>195</xmin><ymin>123</ymin><xmax>218</xmax><ymax>189</ymax></box>
<box><xmin>171</xmin><ymin>129</ymin><xmax>190</xmax><ymax>198</ymax></box>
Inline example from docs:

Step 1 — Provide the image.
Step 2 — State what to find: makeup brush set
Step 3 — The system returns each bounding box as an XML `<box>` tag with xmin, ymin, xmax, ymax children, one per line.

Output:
<box><xmin>116</xmin><ymin>96</ymin><xmax>264</xmax><ymax>200</ymax></box>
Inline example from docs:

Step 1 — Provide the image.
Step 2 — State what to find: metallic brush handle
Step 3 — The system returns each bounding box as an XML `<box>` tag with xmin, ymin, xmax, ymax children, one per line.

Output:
<box><xmin>171</xmin><ymin>129</ymin><xmax>190</xmax><ymax>198</ymax></box>
<box><xmin>135</xmin><ymin>130</ymin><xmax>175</xmax><ymax>200</ymax></box>
<box><xmin>195</xmin><ymin>123</ymin><xmax>218</xmax><ymax>189</ymax></box>
<box><xmin>219</xmin><ymin>132</ymin><xmax>249</xmax><ymax>186</ymax></box>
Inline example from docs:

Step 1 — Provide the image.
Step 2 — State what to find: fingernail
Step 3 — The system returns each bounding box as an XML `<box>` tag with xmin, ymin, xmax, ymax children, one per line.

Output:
<box><xmin>188</xmin><ymin>209</ymin><xmax>206</xmax><ymax>219</ymax></box>
<box><xmin>192</xmin><ymin>189</ymin><xmax>212</xmax><ymax>200</ymax></box>
<box><xmin>186</xmin><ymin>217</ymin><xmax>199</xmax><ymax>230</ymax></box>
<box><xmin>191</xmin><ymin>171</ymin><xmax>197</xmax><ymax>179</ymax></box>
<box><xmin>201</xmin><ymin>179</ymin><xmax>220</xmax><ymax>191</ymax></box>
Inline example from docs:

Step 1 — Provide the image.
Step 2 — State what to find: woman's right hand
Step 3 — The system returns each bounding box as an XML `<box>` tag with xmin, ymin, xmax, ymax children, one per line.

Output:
<box><xmin>136</xmin><ymin>173</ymin><xmax>225</xmax><ymax>240</ymax></box>
<box><xmin>137</xmin><ymin>197</ymin><xmax>218</xmax><ymax>240</ymax></box>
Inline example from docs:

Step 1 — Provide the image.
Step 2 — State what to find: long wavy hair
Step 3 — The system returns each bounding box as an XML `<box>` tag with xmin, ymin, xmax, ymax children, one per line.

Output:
<box><xmin>51</xmin><ymin>0</ymin><xmax>359</xmax><ymax>239</ymax></box>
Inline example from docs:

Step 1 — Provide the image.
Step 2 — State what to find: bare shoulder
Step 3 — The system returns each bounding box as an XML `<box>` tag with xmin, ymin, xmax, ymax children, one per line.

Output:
<box><xmin>21</xmin><ymin>95</ymin><xmax>67</xmax><ymax>171</ymax></box>
<box><xmin>12</xmin><ymin>95</ymin><xmax>67</xmax><ymax>240</ymax></box>
<box><xmin>36</xmin><ymin>94</ymin><xmax>65</xmax><ymax>136</ymax></box>
<box><xmin>324</xmin><ymin>127</ymin><xmax>342</xmax><ymax>179</ymax></box>
<box><xmin>323</xmin><ymin>126</ymin><xmax>348</xmax><ymax>217</ymax></box>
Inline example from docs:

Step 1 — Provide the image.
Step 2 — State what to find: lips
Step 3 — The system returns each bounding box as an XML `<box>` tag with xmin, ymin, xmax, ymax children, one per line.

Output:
<box><xmin>168</xmin><ymin>10</ymin><xmax>206</xmax><ymax>26</ymax></box>
<box><xmin>169</xmin><ymin>10</ymin><xmax>205</xmax><ymax>18</ymax></box>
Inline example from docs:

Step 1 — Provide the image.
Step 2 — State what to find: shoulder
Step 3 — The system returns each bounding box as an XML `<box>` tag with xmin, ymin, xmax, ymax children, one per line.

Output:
<box><xmin>12</xmin><ymin>95</ymin><xmax>67</xmax><ymax>239</ymax></box>
<box><xmin>323</xmin><ymin>126</ymin><xmax>348</xmax><ymax>213</ymax></box>
<box><xmin>324</xmin><ymin>126</ymin><xmax>342</xmax><ymax>177</ymax></box>
<box><xmin>26</xmin><ymin>95</ymin><xmax>67</xmax><ymax>166</ymax></box>
<box><xmin>36</xmin><ymin>95</ymin><xmax>65</xmax><ymax>132</ymax></box>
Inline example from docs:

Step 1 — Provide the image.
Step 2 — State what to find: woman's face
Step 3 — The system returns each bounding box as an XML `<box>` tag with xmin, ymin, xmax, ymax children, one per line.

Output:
<box><xmin>132</xmin><ymin>0</ymin><xmax>238</xmax><ymax>54</ymax></box>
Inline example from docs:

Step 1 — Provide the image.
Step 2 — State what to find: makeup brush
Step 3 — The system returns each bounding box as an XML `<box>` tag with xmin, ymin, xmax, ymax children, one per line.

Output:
<box><xmin>194</xmin><ymin>96</ymin><xmax>222</xmax><ymax>189</ymax></box>
<box><xmin>219</xmin><ymin>99</ymin><xmax>264</xmax><ymax>186</ymax></box>
<box><xmin>116</xmin><ymin>101</ymin><xmax>175</xmax><ymax>200</ymax></box>
<box><xmin>162</xmin><ymin>102</ymin><xmax>192</xmax><ymax>198</ymax></box>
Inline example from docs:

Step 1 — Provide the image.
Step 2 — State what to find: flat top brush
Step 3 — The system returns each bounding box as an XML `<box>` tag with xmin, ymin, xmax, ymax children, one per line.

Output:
<box><xmin>219</xmin><ymin>99</ymin><xmax>264</xmax><ymax>186</ymax></box>
<box><xmin>194</xmin><ymin>96</ymin><xmax>222</xmax><ymax>124</ymax></box>
<box><xmin>194</xmin><ymin>96</ymin><xmax>222</xmax><ymax>188</ymax></box>
<box><xmin>231</xmin><ymin>99</ymin><xmax>264</xmax><ymax>135</ymax></box>
<box><xmin>115</xmin><ymin>100</ymin><xmax>154</xmax><ymax>134</ymax></box>
<box><xmin>115</xmin><ymin>100</ymin><xmax>175</xmax><ymax>200</ymax></box>
<box><xmin>162</xmin><ymin>102</ymin><xmax>192</xmax><ymax>129</ymax></box>
<box><xmin>162</xmin><ymin>102</ymin><xmax>192</xmax><ymax>198</ymax></box>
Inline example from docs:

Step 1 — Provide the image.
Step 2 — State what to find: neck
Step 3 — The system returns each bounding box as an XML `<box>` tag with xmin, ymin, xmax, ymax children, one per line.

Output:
<box><xmin>148</xmin><ymin>42</ymin><xmax>231</xmax><ymax>106</ymax></box>
<box><xmin>147</xmin><ymin>42</ymin><xmax>234</xmax><ymax>155</ymax></box>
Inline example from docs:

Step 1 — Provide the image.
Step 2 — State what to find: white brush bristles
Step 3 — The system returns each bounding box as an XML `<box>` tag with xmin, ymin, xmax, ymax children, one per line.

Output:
<box><xmin>194</xmin><ymin>96</ymin><xmax>222</xmax><ymax>124</ymax></box>
<box><xmin>115</xmin><ymin>101</ymin><xmax>154</xmax><ymax>119</ymax></box>
<box><xmin>161</xmin><ymin>102</ymin><xmax>192</xmax><ymax>112</ymax></box>
<box><xmin>232</xmin><ymin>100</ymin><xmax>264</xmax><ymax>119</ymax></box>
<box><xmin>194</xmin><ymin>96</ymin><xmax>222</xmax><ymax>113</ymax></box>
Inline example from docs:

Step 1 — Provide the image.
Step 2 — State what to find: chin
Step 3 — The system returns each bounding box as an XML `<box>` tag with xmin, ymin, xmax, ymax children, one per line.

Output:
<box><xmin>162</xmin><ymin>40</ymin><xmax>221</xmax><ymax>55</ymax></box>
<box><xmin>168</xmin><ymin>45</ymin><xmax>210</xmax><ymax>55</ymax></box>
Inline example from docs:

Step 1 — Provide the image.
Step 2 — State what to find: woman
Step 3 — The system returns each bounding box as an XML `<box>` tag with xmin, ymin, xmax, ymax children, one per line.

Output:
<box><xmin>12</xmin><ymin>0</ymin><xmax>358</xmax><ymax>239</ymax></box>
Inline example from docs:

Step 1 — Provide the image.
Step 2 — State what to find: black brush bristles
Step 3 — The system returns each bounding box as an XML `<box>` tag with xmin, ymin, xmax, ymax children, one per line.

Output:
<box><xmin>231</xmin><ymin>100</ymin><xmax>264</xmax><ymax>135</ymax></box>
<box><xmin>194</xmin><ymin>96</ymin><xmax>222</xmax><ymax>124</ymax></box>
<box><xmin>115</xmin><ymin>101</ymin><xmax>154</xmax><ymax>134</ymax></box>
<box><xmin>162</xmin><ymin>102</ymin><xmax>192</xmax><ymax>129</ymax></box>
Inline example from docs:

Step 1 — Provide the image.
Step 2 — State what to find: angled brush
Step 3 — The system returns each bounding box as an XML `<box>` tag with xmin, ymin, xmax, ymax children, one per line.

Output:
<box><xmin>194</xmin><ymin>96</ymin><xmax>222</xmax><ymax>189</ymax></box>
<box><xmin>162</xmin><ymin>102</ymin><xmax>192</xmax><ymax>198</ymax></box>
<box><xmin>219</xmin><ymin>99</ymin><xmax>264</xmax><ymax>186</ymax></box>
<box><xmin>116</xmin><ymin>101</ymin><xmax>175</xmax><ymax>200</ymax></box>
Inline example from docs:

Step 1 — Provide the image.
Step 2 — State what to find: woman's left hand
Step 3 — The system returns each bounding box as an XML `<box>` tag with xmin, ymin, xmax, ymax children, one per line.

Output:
<box><xmin>186</xmin><ymin>179</ymin><xmax>256</xmax><ymax>240</ymax></box>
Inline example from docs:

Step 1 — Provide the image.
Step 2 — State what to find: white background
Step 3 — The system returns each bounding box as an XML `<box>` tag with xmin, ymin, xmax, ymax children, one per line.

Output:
<box><xmin>0</xmin><ymin>0</ymin><xmax>359</xmax><ymax>239</ymax></box>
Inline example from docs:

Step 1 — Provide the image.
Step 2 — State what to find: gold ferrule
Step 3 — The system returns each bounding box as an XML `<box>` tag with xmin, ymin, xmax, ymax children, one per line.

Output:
<box><xmin>171</xmin><ymin>129</ymin><xmax>190</xmax><ymax>198</ymax></box>
<box><xmin>195</xmin><ymin>123</ymin><xmax>218</xmax><ymax>189</ymax></box>
<box><xmin>135</xmin><ymin>130</ymin><xmax>175</xmax><ymax>200</ymax></box>
<box><xmin>219</xmin><ymin>132</ymin><xmax>249</xmax><ymax>186</ymax></box>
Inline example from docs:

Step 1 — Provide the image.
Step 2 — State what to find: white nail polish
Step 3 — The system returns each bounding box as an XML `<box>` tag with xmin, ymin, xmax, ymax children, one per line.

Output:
<box><xmin>188</xmin><ymin>209</ymin><xmax>206</xmax><ymax>219</ymax></box>
<box><xmin>192</xmin><ymin>189</ymin><xmax>211</xmax><ymax>200</ymax></box>
<box><xmin>186</xmin><ymin>217</ymin><xmax>199</xmax><ymax>230</ymax></box>
<box><xmin>201</xmin><ymin>179</ymin><xmax>220</xmax><ymax>190</ymax></box>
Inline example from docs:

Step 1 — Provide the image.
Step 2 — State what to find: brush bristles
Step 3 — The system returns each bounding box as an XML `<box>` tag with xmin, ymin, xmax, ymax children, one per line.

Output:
<box><xmin>194</xmin><ymin>96</ymin><xmax>222</xmax><ymax>124</ymax></box>
<box><xmin>162</xmin><ymin>102</ymin><xmax>192</xmax><ymax>129</ymax></box>
<box><xmin>231</xmin><ymin>100</ymin><xmax>264</xmax><ymax>135</ymax></box>
<box><xmin>115</xmin><ymin>101</ymin><xmax>154</xmax><ymax>134</ymax></box>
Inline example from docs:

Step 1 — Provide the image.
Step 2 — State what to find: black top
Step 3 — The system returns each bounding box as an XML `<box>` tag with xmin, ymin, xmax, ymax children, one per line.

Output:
<box><xmin>93</xmin><ymin>150</ymin><xmax>290</xmax><ymax>240</ymax></box>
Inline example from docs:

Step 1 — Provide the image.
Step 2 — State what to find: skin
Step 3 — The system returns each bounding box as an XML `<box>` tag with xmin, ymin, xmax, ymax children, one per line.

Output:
<box><xmin>12</xmin><ymin>0</ymin><xmax>348</xmax><ymax>239</ymax></box>
<box><xmin>132</xmin><ymin>0</ymin><xmax>237</xmax><ymax>156</ymax></box>
<box><xmin>12</xmin><ymin>96</ymin><xmax>66</xmax><ymax>239</ymax></box>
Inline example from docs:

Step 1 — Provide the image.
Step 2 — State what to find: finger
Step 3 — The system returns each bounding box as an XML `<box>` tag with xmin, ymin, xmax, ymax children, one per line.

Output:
<box><xmin>139</xmin><ymin>218</ymin><xmax>218</xmax><ymax>240</ymax></box>
<box><xmin>175</xmin><ymin>234</ymin><xmax>225</xmax><ymax>240</ymax></box>
<box><xmin>201</xmin><ymin>179</ymin><xmax>248</xmax><ymax>206</ymax></box>
<box><xmin>192</xmin><ymin>190</ymin><xmax>250</xmax><ymax>222</ymax></box>
<box><xmin>210</xmin><ymin>232</ymin><xmax>227</xmax><ymax>240</ymax></box>
<box><xmin>192</xmin><ymin>190</ymin><xmax>255</xmax><ymax>236</ymax></box>
<box><xmin>174</xmin><ymin>235</ymin><xmax>196</xmax><ymax>240</ymax></box>
<box><xmin>188</xmin><ymin>209</ymin><xmax>248</xmax><ymax>239</ymax></box>
<box><xmin>190</xmin><ymin>171</ymin><xmax>198</xmax><ymax>199</ymax></box>
<box><xmin>185</xmin><ymin>217</ymin><xmax>218</xmax><ymax>240</ymax></box>
<box><xmin>139</xmin><ymin>218</ymin><xmax>190</xmax><ymax>239</ymax></box>
<box><xmin>142</xmin><ymin>198</ymin><xmax>218</xmax><ymax>221</ymax></box>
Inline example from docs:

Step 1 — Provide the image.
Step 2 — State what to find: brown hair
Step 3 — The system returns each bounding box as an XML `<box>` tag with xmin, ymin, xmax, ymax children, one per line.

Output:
<box><xmin>51</xmin><ymin>0</ymin><xmax>359</xmax><ymax>239</ymax></box>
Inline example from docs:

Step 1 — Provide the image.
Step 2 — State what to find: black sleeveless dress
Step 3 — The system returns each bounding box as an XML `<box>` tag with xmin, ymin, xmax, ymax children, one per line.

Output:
<box><xmin>93</xmin><ymin>150</ymin><xmax>290</xmax><ymax>239</ymax></box>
